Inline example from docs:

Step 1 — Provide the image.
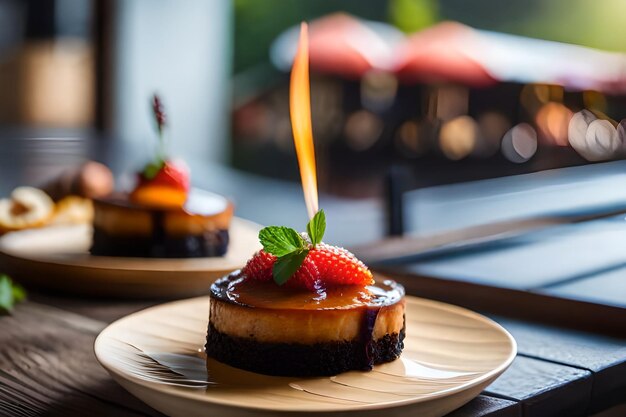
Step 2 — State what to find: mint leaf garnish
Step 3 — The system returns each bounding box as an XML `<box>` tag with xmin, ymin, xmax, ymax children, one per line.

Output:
<box><xmin>307</xmin><ymin>209</ymin><xmax>326</xmax><ymax>246</ymax></box>
<box><xmin>258</xmin><ymin>211</ymin><xmax>326</xmax><ymax>286</ymax></box>
<box><xmin>259</xmin><ymin>226</ymin><xmax>306</xmax><ymax>257</ymax></box>
<box><xmin>273</xmin><ymin>250</ymin><xmax>309</xmax><ymax>285</ymax></box>
<box><xmin>142</xmin><ymin>159</ymin><xmax>165</xmax><ymax>180</ymax></box>
<box><xmin>0</xmin><ymin>274</ymin><xmax>26</xmax><ymax>314</ymax></box>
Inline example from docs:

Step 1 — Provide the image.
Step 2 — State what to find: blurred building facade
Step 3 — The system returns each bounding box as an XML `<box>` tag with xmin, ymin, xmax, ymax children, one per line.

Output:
<box><xmin>0</xmin><ymin>0</ymin><xmax>232</xmax><ymax>169</ymax></box>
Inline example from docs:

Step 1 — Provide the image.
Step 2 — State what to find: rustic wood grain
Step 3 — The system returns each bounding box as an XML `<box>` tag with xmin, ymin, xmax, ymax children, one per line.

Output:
<box><xmin>379</xmin><ymin>268</ymin><xmax>626</xmax><ymax>336</ymax></box>
<box><xmin>391</xmin><ymin>218</ymin><xmax>626</xmax><ymax>290</ymax></box>
<box><xmin>446</xmin><ymin>395</ymin><xmax>521</xmax><ymax>417</ymax></box>
<box><xmin>0</xmin><ymin>302</ymin><xmax>165</xmax><ymax>417</ymax></box>
<box><xmin>28</xmin><ymin>291</ymin><xmax>159</xmax><ymax>324</ymax></box>
<box><xmin>495</xmin><ymin>318</ymin><xmax>626</xmax><ymax>414</ymax></box>
<box><xmin>485</xmin><ymin>356</ymin><xmax>592</xmax><ymax>417</ymax></box>
<box><xmin>541</xmin><ymin>265</ymin><xmax>626</xmax><ymax>309</ymax></box>
<box><xmin>367</xmin><ymin>216</ymin><xmax>626</xmax><ymax>336</ymax></box>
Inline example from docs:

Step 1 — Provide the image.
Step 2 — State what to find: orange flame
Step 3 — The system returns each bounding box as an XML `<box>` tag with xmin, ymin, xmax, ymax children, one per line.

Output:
<box><xmin>290</xmin><ymin>22</ymin><xmax>318</xmax><ymax>219</ymax></box>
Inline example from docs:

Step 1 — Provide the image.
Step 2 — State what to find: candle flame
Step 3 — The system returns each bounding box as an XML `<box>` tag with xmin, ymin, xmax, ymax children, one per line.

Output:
<box><xmin>290</xmin><ymin>22</ymin><xmax>318</xmax><ymax>220</ymax></box>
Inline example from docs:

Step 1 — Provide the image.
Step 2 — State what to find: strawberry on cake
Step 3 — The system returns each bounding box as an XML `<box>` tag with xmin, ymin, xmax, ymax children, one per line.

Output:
<box><xmin>206</xmin><ymin>210</ymin><xmax>405</xmax><ymax>376</ymax></box>
<box><xmin>90</xmin><ymin>95</ymin><xmax>233</xmax><ymax>258</ymax></box>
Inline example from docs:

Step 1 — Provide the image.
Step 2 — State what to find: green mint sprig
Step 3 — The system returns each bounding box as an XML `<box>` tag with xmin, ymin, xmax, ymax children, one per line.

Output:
<box><xmin>259</xmin><ymin>209</ymin><xmax>326</xmax><ymax>285</ymax></box>
<box><xmin>307</xmin><ymin>208</ymin><xmax>326</xmax><ymax>246</ymax></box>
<box><xmin>0</xmin><ymin>274</ymin><xmax>26</xmax><ymax>315</ymax></box>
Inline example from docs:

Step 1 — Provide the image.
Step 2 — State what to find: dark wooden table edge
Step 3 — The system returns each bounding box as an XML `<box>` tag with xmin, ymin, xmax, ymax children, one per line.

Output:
<box><xmin>377</xmin><ymin>269</ymin><xmax>626</xmax><ymax>336</ymax></box>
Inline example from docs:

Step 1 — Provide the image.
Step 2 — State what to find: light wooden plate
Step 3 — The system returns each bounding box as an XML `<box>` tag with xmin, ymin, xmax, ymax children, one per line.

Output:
<box><xmin>0</xmin><ymin>218</ymin><xmax>262</xmax><ymax>298</ymax></box>
<box><xmin>94</xmin><ymin>296</ymin><xmax>516</xmax><ymax>417</ymax></box>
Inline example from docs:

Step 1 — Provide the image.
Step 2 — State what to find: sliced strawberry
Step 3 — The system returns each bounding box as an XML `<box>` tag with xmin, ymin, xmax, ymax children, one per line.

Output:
<box><xmin>131</xmin><ymin>160</ymin><xmax>190</xmax><ymax>208</ymax></box>
<box><xmin>242</xmin><ymin>249</ymin><xmax>322</xmax><ymax>291</ymax></box>
<box><xmin>285</xmin><ymin>256</ymin><xmax>322</xmax><ymax>291</ymax></box>
<box><xmin>140</xmin><ymin>160</ymin><xmax>190</xmax><ymax>192</ymax></box>
<box><xmin>242</xmin><ymin>250</ymin><xmax>276</xmax><ymax>282</ymax></box>
<box><xmin>308</xmin><ymin>243</ymin><xmax>373</xmax><ymax>286</ymax></box>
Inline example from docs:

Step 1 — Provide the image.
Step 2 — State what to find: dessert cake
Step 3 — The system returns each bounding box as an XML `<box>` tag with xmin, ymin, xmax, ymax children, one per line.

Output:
<box><xmin>90</xmin><ymin>95</ymin><xmax>233</xmax><ymax>258</ymax></box>
<box><xmin>91</xmin><ymin>189</ymin><xmax>233</xmax><ymax>258</ymax></box>
<box><xmin>206</xmin><ymin>210</ymin><xmax>405</xmax><ymax>376</ymax></box>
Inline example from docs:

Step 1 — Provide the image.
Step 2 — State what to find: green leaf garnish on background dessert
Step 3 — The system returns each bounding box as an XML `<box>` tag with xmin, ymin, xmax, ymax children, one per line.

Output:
<box><xmin>142</xmin><ymin>160</ymin><xmax>166</xmax><ymax>180</ymax></box>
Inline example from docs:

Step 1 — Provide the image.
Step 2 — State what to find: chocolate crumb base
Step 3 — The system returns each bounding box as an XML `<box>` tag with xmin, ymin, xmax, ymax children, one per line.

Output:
<box><xmin>205</xmin><ymin>322</ymin><xmax>406</xmax><ymax>377</ymax></box>
<box><xmin>90</xmin><ymin>228</ymin><xmax>229</xmax><ymax>258</ymax></box>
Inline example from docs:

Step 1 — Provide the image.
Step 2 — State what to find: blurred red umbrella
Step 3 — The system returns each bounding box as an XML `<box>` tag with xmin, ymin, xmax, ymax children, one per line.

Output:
<box><xmin>308</xmin><ymin>14</ymin><xmax>374</xmax><ymax>79</ymax></box>
<box><xmin>273</xmin><ymin>13</ymin><xmax>402</xmax><ymax>80</ymax></box>
<box><xmin>272</xmin><ymin>16</ymin><xmax>626</xmax><ymax>94</ymax></box>
<box><xmin>394</xmin><ymin>22</ymin><xmax>497</xmax><ymax>87</ymax></box>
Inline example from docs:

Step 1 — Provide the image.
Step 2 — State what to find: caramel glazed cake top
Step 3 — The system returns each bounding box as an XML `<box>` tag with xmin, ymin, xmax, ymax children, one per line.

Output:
<box><xmin>207</xmin><ymin>271</ymin><xmax>406</xmax><ymax>375</ymax></box>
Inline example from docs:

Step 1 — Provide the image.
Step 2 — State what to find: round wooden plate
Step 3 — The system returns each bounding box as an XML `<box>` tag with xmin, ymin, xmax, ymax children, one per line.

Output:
<box><xmin>95</xmin><ymin>296</ymin><xmax>516</xmax><ymax>417</ymax></box>
<box><xmin>0</xmin><ymin>218</ymin><xmax>262</xmax><ymax>298</ymax></box>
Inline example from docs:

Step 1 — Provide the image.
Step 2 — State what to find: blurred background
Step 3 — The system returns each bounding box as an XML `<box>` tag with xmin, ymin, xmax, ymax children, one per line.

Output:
<box><xmin>1</xmin><ymin>0</ymin><xmax>626</xmax><ymax>246</ymax></box>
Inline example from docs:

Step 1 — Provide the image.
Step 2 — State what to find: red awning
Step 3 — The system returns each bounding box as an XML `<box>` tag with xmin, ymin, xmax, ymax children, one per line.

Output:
<box><xmin>393</xmin><ymin>22</ymin><xmax>497</xmax><ymax>87</ymax></box>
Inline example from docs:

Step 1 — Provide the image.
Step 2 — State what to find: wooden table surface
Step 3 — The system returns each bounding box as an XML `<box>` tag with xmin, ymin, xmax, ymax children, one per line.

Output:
<box><xmin>1</xmin><ymin>288</ymin><xmax>625</xmax><ymax>417</ymax></box>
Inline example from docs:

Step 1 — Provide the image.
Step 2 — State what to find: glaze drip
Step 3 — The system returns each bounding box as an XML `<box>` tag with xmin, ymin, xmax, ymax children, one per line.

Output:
<box><xmin>210</xmin><ymin>272</ymin><xmax>404</xmax><ymax>311</ymax></box>
<box><xmin>360</xmin><ymin>307</ymin><xmax>381</xmax><ymax>370</ymax></box>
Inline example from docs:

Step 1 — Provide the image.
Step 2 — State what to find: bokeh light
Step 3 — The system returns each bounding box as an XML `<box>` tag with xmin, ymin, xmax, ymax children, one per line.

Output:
<box><xmin>568</xmin><ymin>110</ymin><xmax>621</xmax><ymax>161</ymax></box>
<box><xmin>535</xmin><ymin>102</ymin><xmax>573</xmax><ymax>146</ymax></box>
<box><xmin>617</xmin><ymin>119</ymin><xmax>626</xmax><ymax>156</ymax></box>
<box><xmin>475</xmin><ymin>112</ymin><xmax>510</xmax><ymax>157</ymax></box>
<box><xmin>344</xmin><ymin>110</ymin><xmax>384</xmax><ymax>151</ymax></box>
<box><xmin>439</xmin><ymin>115</ymin><xmax>477</xmax><ymax>160</ymax></box>
<box><xmin>360</xmin><ymin>70</ymin><xmax>398</xmax><ymax>112</ymax></box>
<box><xmin>568</xmin><ymin>110</ymin><xmax>597</xmax><ymax>160</ymax></box>
<box><xmin>395</xmin><ymin>120</ymin><xmax>428</xmax><ymax>157</ymax></box>
<box><xmin>585</xmin><ymin>119</ymin><xmax>618</xmax><ymax>161</ymax></box>
<box><xmin>501</xmin><ymin>123</ymin><xmax>538</xmax><ymax>163</ymax></box>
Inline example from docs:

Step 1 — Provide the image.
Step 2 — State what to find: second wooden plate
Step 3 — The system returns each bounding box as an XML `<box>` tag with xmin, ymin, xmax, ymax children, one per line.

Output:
<box><xmin>0</xmin><ymin>217</ymin><xmax>262</xmax><ymax>298</ymax></box>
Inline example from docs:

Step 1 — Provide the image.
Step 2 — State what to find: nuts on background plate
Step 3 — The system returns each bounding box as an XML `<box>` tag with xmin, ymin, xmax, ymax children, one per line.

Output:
<box><xmin>0</xmin><ymin>187</ymin><xmax>54</xmax><ymax>234</ymax></box>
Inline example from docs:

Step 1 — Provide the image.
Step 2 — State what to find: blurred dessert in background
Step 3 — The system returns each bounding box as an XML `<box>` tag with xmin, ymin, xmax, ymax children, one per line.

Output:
<box><xmin>41</xmin><ymin>161</ymin><xmax>114</xmax><ymax>201</ymax></box>
<box><xmin>91</xmin><ymin>189</ymin><xmax>233</xmax><ymax>258</ymax></box>
<box><xmin>51</xmin><ymin>195</ymin><xmax>95</xmax><ymax>226</ymax></box>
<box><xmin>0</xmin><ymin>187</ymin><xmax>54</xmax><ymax>234</ymax></box>
<box><xmin>0</xmin><ymin>176</ymin><xmax>103</xmax><ymax>236</ymax></box>
<box><xmin>90</xmin><ymin>95</ymin><xmax>233</xmax><ymax>258</ymax></box>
